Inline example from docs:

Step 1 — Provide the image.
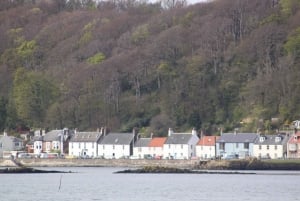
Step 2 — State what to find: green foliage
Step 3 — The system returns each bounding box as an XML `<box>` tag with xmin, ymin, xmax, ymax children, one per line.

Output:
<box><xmin>87</xmin><ymin>52</ymin><xmax>106</xmax><ymax>64</ymax></box>
<box><xmin>12</xmin><ymin>68</ymin><xmax>59</xmax><ymax>127</ymax></box>
<box><xmin>131</xmin><ymin>24</ymin><xmax>149</xmax><ymax>45</ymax></box>
<box><xmin>280</xmin><ymin>0</ymin><xmax>300</xmax><ymax>16</ymax></box>
<box><xmin>16</xmin><ymin>40</ymin><xmax>37</xmax><ymax>60</ymax></box>
<box><xmin>79</xmin><ymin>20</ymin><xmax>97</xmax><ymax>46</ymax></box>
<box><xmin>284</xmin><ymin>27</ymin><xmax>300</xmax><ymax>56</ymax></box>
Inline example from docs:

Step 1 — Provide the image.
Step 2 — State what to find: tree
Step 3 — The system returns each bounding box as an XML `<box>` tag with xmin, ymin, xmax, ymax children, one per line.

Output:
<box><xmin>12</xmin><ymin>68</ymin><xmax>59</xmax><ymax>127</ymax></box>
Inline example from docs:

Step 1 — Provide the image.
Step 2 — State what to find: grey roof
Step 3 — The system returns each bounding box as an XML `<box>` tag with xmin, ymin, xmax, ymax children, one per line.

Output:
<box><xmin>70</xmin><ymin>132</ymin><xmax>102</xmax><ymax>142</ymax></box>
<box><xmin>43</xmin><ymin>130</ymin><xmax>62</xmax><ymax>141</ymax></box>
<box><xmin>254</xmin><ymin>134</ymin><xmax>289</xmax><ymax>145</ymax></box>
<box><xmin>165</xmin><ymin>134</ymin><xmax>193</xmax><ymax>144</ymax></box>
<box><xmin>134</xmin><ymin>138</ymin><xmax>151</xmax><ymax>147</ymax></box>
<box><xmin>99</xmin><ymin>133</ymin><xmax>134</xmax><ymax>145</ymax></box>
<box><xmin>217</xmin><ymin>133</ymin><xmax>258</xmax><ymax>143</ymax></box>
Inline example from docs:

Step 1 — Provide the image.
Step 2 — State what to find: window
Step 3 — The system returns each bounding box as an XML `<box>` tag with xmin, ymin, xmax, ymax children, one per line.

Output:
<box><xmin>84</xmin><ymin>142</ymin><xmax>86</xmax><ymax>149</ymax></box>
<box><xmin>219</xmin><ymin>142</ymin><xmax>225</xmax><ymax>150</ymax></box>
<box><xmin>181</xmin><ymin>144</ymin><xmax>183</xmax><ymax>149</ymax></box>
<box><xmin>103</xmin><ymin>145</ymin><xmax>105</xmax><ymax>150</ymax></box>
<box><xmin>275</xmin><ymin>145</ymin><xmax>277</xmax><ymax>150</ymax></box>
<box><xmin>236</xmin><ymin>143</ymin><xmax>239</xmax><ymax>148</ymax></box>
<box><xmin>123</xmin><ymin>145</ymin><xmax>125</xmax><ymax>150</ymax></box>
<box><xmin>79</xmin><ymin>143</ymin><xmax>81</xmax><ymax>148</ymax></box>
<box><xmin>92</xmin><ymin>143</ymin><xmax>94</xmax><ymax>148</ymax></box>
<box><xmin>71</xmin><ymin>143</ymin><xmax>73</xmax><ymax>149</ymax></box>
<box><xmin>15</xmin><ymin>142</ymin><xmax>19</xmax><ymax>147</ymax></box>
<box><xmin>0</xmin><ymin>143</ymin><xmax>2</xmax><ymax>148</ymax></box>
<box><xmin>267</xmin><ymin>145</ymin><xmax>269</xmax><ymax>150</ymax></box>
<box><xmin>113</xmin><ymin>145</ymin><xmax>115</xmax><ymax>150</ymax></box>
<box><xmin>244</xmin><ymin>143</ymin><xmax>249</xmax><ymax>149</ymax></box>
<box><xmin>259</xmin><ymin>145</ymin><xmax>262</xmax><ymax>150</ymax></box>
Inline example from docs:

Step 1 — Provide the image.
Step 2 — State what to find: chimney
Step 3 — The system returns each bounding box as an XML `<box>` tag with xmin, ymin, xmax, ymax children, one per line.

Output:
<box><xmin>192</xmin><ymin>128</ymin><xmax>197</xmax><ymax>136</ymax></box>
<box><xmin>3</xmin><ymin>130</ymin><xmax>7</xmax><ymax>136</ymax></box>
<box><xmin>168</xmin><ymin>128</ymin><xmax>173</xmax><ymax>136</ymax></box>
<box><xmin>150</xmin><ymin>133</ymin><xmax>154</xmax><ymax>138</ymax></box>
<box><xmin>132</xmin><ymin>128</ymin><xmax>138</xmax><ymax>142</ymax></box>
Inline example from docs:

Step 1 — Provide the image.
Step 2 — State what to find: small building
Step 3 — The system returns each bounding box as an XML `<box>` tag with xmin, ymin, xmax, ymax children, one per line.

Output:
<box><xmin>163</xmin><ymin>128</ymin><xmax>199</xmax><ymax>159</ymax></box>
<box><xmin>253</xmin><ymin>133</ymin><xmax>289</xmax><ymax>159</ymax></box>
<box><xmin>216</xmin><ymin>132</ymin><xmax>258</xmax><ymax>159</ymax></box>
<box><xmin>196</xmin><ymin>136</ymin><xmax>218</xmax><ymax>159</ymax></box>
<box><xmin>287</xmin><ymin>131</ymin><xmax>300</xmax><ymax>159</ymax></box>
<box><xmin>69</xmin><ymin>130</ymin><xmax>103</xmax><ymax>158</ymax></box>
<box><xmin>148</xmin><ymin>137</ymin><xmax>167</xmax><ymax>159</ymax></box>
<box><xmin>0</xmin><ymin>131</ymin><xmax>24</xmax><ymax>158</ymax></box>
<box><xmin>98</xmin><ymin>129</ymin><xmax>137</xmax><ymax>159</ymax></box>
<box><xmin>133</xmin><ymin>136</ymin><xmax>152</xmax><ymax>159</ymax></box>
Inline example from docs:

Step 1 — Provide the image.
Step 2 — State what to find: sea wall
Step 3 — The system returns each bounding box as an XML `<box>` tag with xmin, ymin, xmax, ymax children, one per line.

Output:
<box><xmin>0</xmin><ymin>158</ymin><xmax>199</xmax><ymax>168</ymax></box>
<box><xmin>2</xmin><ymin>158</ymin><xmax>300</xmax><ymax>170</ymax></box>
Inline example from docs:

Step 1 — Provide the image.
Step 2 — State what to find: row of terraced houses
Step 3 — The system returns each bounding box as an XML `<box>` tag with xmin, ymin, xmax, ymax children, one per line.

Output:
<box><xmin>1</xmin><ymin>128</ymin><xmax>300</xmax><ymax>160</ymax></box>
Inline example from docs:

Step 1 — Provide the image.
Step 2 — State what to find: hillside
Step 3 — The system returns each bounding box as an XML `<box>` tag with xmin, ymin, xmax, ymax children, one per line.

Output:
<box><xmin>0</xmin><ymin>0</ymin><xmax>300</xmax><ymax>136</ymax></box>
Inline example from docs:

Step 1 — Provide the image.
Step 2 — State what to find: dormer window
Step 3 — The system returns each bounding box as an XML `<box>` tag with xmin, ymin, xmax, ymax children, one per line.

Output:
<box><xmin>259</xmin><ymin>136</ymin><xmax>265</xmax><ymax>142</ymax></box>
<box><xmin>275</xmin><ymin>136</ymin><xmax>282</xmax><ymax>143</ymax></box>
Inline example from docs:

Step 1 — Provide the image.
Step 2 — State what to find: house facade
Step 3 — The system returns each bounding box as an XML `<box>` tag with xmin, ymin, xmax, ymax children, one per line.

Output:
<box><xmin>148</xmin><ymin>137</ymin><xmax>167</xmax><ymax>159</ymax></box>
<box><xmin>69</xmin><ymin>131</ymin><xmax>103</xmax><ymax>158</ymax></box>
<box><xmin>133</xmin><ymin>137</ymin><xmax>151</xmax><ymax>159</ymax></box>
<box><xmin>98</xmin><ymin>130</ymin><xmax>137</xmax><ymax>159</ymax></box>
<box><xmin>163</xmin><ymin>128</ymin><xmax>199</xmax><ymax>159</ymax></box>
<box><xmin>196</xmin><ymin>136</ymin><xmax>218</xmax><ymax>159</ymax></box>
<box><xmin>216</xmin><ymin>132</ymin><xmax>258</xmax><ymax>159</ymax></box>
<box><xmin>287</xmin><ymin>131</ymin><xmax>300</xmax><ymax>158</ymax></box>
<box><xmin>0</xmin><ymin>131</ymin><xmax>24</xmax><ymax>158</ymax></box>
<box><xmin>33</xmin><ymin>128</ymin><xmax>73</xmax><ymax>155</ymax></box>
<box><xmin>253</xmin><ymin>134</ymin><xmax>289</xmax><ymax>159</ymax></box>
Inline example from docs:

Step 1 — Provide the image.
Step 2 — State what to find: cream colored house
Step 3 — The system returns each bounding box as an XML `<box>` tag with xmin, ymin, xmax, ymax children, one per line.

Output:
<box><xmin>253</xmin><ymin>134</ymin><xmax>289</xmax><ymax>159</ymax></box>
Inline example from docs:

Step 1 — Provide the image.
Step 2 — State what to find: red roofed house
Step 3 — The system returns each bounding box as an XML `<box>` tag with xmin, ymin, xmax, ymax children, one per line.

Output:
<box><xmin>287</xmin><ymin>131</ymin><xmax>300</xmax><ymax>159</ymax></box>
<box><xmin>196</xmin><ymin>136</ymin><xmax>218</xmax><ymax>159</ymax></box>
<box><xmin>148</xmin><ymin>137</ymin><xmax>167</xmax><ymax>159</ymax></box>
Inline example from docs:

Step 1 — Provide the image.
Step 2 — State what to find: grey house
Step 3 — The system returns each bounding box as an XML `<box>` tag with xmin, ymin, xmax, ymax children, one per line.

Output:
<box><xmin>0</xmin><ymin>132</ymin><xmax>24</xmax><ymax>158</ymax></box>
<box><xmin>98</xmin><ymin>130</ymin><xmax>137</xmax><ymax>159</ymax></box>
<box><xmin>216</xmin><ymin>132</ymin><xmax>258</xmax><ymax>159</ymax></box>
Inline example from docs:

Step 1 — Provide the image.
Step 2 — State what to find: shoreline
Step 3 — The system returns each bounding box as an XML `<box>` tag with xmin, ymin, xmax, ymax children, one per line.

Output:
<box><xmin>1</xmin><ymin>158</ymin><xmax>300</xmax><ymax>171</ymax></box>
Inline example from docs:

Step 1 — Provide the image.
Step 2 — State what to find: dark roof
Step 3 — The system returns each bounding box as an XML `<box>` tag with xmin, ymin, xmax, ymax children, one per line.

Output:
<box><xmin>134</xmin><ymin>138</ymin><xmax>151</xmax><ymax>147</ymax></box>
<box><xmin>70</xmin><ymin>132</ymin><xmax>102</xmax><ymax>142</ymax></box>
<box><xmin>165</xmin><ymin>134</ymin><xmax>193</xmax><ymax>144</ymax></box>
<box><xmin>217</xmin><ymin>133</ymin><xmax>258</xmax><ymax>143</ymax></box>
<box><xmin>43</xmin><ymin>130</ymin><xmax>62</xmax><ymax>141</ymax></box>
<box><xmin>254</xmin><ymin>134</ymin><xmax>289</xmax><ymax>145</ymax></box>
<box><xmin>99</xmin><ymin>133</ymin><xmax>134</xmax><ymax>145</ymax></box>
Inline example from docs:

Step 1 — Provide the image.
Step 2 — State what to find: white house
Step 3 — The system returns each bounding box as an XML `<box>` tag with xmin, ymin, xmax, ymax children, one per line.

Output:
<box><xmin>163</xmin><ymin>128</ymin><xmax>199</xmax><ymax>159</ymax></box>
<box><xmin>196</xmin><ymin>136</ymin><xmax>218</xmax><ymax>159</ymax></box>
<box><xmin>148</xmin><ymin>137</ymin><xmax>167</xmax><ymax>159</ymax></box>
<box><xmin>133</xmin><ymin>137</ymin><xmax>151</xmax><ymax>159</ymax></box>
<box><xmin>98</xmin><ymin>130</ymin><xmax>137</xmax><ymax>159</ymax></box>
<box><xmin>69</xmin><ymin>130</ymin><xmax>103</xmax><ymax>158</ymax></box>
<box><xmin>253</xmin><ymin>133</ymin><xmax>289</xmax><ymax>159</ymax></box>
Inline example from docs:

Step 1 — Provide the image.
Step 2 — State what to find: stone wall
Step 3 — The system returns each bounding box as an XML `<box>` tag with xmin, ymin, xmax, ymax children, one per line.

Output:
<box><xmin>0</xmin><ymin>158</ymin><xmax>199</xmax><ymax>168</ymax></box>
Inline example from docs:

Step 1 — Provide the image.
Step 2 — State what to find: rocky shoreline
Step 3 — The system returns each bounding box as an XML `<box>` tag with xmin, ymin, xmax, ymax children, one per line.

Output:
<box><xmin>0</xmin><ymin>167</ymin><xmax>72</xmax><ymax>174</ymax></box>
<box><xmin>114</xmin><ymin>166</ymin><xmax>256</xmax><ymax>174</ymax></box>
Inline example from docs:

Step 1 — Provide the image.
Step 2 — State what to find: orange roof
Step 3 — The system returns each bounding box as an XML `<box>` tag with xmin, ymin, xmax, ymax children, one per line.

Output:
<box><xmin>149</xmin><ymin>137</ymin><xmax>167</xmax><ymax>147</ymax></box>
<box><xmin>197</xmin><ymin>136</ymin><xmax>218</xmax><ymax>146</ymax></box>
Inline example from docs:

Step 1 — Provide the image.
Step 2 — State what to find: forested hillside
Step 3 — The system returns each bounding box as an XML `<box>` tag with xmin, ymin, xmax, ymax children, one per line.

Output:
<box><xmin>0</xmin><ymin>0</ymin><xmax>300</xmax><ymax>136</ymax></box>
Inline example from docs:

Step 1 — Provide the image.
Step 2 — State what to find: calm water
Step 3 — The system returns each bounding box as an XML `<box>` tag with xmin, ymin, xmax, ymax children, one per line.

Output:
<box><xmin>1</xmin><ymin>167</ymin><xmax>300</xmax><ymax>201</ymax></box>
